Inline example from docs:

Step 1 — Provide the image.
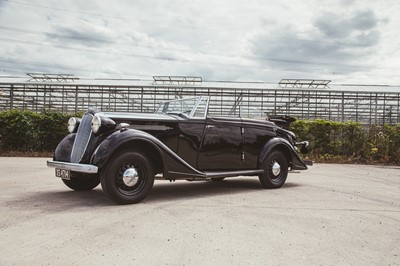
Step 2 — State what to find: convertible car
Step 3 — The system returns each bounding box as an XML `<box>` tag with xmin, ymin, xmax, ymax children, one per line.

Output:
<box><xmin>47</xmin><ymin>96</ymin><xmax>310</xmax><ymax>204</ymax></box>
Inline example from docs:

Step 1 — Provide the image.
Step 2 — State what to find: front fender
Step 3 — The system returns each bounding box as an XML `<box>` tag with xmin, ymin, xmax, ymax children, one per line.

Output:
<box><xmin>91</xmin><ymin>129</ymin><xmax>205</xmax><ymax>179</ymax></box>
<box><xmin>53</xmin><ymin>133</ymin><xmax>76</xmax><ymax>162</ymax></box>
<box><xmin>259</xmin><ymin>137</ymin><xmax>307</xmax><ymax>170</ymax></box>
<box><xmin>90</xmin><ymin>129</ymin><xmax>157</xmax><ymax>168</ymax></box>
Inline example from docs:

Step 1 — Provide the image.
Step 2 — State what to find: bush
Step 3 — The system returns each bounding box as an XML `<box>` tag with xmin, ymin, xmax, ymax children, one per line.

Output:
<box><xmin>291</xmin><ymin>119</ymin><xmax>399</xmax><ymax>165</ymax></box>
<box><xmin>385</xmin><ymin>124</ymin><xmax>400</xmax><ymax>163</ymax></box>
<box><xmin>0</xmin><ymin>109</ymin><xmax>399</xmax><ymax>165</ymax></box>
<box><xmin>0</xmin><ymin>110</ymin><xmax>76</xmax><ymax>153</ymax></box>
<box><xmin>0</xmin><ymin>110</ymin><xmax>39</xmax><ymax>151</ymax></box>
<box><xmin>35</xmin><ymin>110</ymin><xmax>73</xmax><ymax>151</ymax></box>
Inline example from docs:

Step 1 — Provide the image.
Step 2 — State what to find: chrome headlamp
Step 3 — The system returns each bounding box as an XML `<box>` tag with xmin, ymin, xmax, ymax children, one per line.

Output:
<box><xmin>91</xmin><ymin>114</ymin><xmax>117</xmax><ymax>135</ymax></box>
<box><xmin>67</xmin><ymin>117</ymin><xmax>81</xmax><ymax>133</ymax></box>
<box><xmin>91</xmin><ymin>114</ymin><xmax>102</xmax><ymax>134</ymax></box>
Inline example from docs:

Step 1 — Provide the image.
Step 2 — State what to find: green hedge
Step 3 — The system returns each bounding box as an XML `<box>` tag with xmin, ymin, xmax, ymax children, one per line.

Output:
<box><xmin>0</xmin><ymin>110</ymin><xmax>399</xmax><ymax>164</ymax></box>
<box><xmin>291</xmin><ymin>119</ymin><xmax>400</xmax><ymax>164</ymax></box>
<box><xmin>0</xmin><ymin>110</ymin><xmax>78</xmax><ymax>153</ymax></box>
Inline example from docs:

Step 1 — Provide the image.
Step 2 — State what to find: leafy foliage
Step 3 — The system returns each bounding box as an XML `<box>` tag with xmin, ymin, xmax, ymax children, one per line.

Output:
<box><xmin>0</xmin><ymin>110</ymin><xmax>77</xmax><ymax>153</ymax></box>
<box><xmin>0</xmin><ymin>110</ymin><xmax>399</xmax><ymax>164</ymax></box>
<box><xmin>291</xmin><ymin>120</ymin><xmax>400</xmax><ymax>164</ymax></box>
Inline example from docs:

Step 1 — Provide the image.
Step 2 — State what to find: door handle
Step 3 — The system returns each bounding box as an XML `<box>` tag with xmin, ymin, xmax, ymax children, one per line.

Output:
<box><xmin>206</xmin><ymin>125</ymin><xmax>215</xmax><ymax>129</ymax></box>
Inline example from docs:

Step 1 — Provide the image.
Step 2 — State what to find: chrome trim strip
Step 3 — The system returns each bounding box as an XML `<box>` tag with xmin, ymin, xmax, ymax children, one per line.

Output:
<box><xmin>167</xmin><ymin>171</ymin><xmax>205</xmax><ymax>178</ymax></box>
<box><xmin>129</xmin><ymin>125</ymin><xmax>173</xmax><ymax>131</ymax></box>
<box><xmin>167</xmin><ymin>169</ymin><xmax>264</xmax><ymax>180</ymax></box>
<box><xmin>205</xmin><ymin>169</ymin><xmax>264</xmax><ymax>178</ymax></box>
<box><xmin>71</xmin><ymin>113</ymin><xmax>93</xmax><ymax>163</ymax></box>
<box><xmin>47</xmin><ymin>160</ymin><xmax>98</xmax><ymax>174</ymax></box>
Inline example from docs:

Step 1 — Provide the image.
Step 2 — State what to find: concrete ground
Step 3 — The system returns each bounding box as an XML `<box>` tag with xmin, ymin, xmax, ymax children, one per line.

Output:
<box><xmin>0</xmin><ymin>157</ymin><xmax>399</xmax><ymax>266</ymax></box>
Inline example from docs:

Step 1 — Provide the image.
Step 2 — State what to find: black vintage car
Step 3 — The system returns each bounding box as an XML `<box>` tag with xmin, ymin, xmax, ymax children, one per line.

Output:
<box><xmin>47</xmin><ymin>96</ymin><xmax>310</xmax><ymax>204</ymax></box>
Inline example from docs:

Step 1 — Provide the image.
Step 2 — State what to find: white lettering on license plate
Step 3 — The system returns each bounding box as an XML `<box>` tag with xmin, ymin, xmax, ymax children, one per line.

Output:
<box><xmin>55</xmin><ymin>168</ymin><xmax>70</xmax><ymax>180</ymax></box>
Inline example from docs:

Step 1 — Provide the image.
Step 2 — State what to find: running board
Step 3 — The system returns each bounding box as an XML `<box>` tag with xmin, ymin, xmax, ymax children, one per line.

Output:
<box><xmin>166</xmin><ymin>169</ymin><xmax>264</xmax><ymax>181</ymax></box>
<box><xmin>204</xmin><ymin>169</ymin><xmax>264</xmax><ymax>179</ymax></box>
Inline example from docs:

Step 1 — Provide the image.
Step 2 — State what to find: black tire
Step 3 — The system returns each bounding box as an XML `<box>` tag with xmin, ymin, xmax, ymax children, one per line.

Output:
<box><xmin>100</xmin><ymin>151</ymin><xmax>154</xmax><ymax>204</ymax></box>
<box><xmin>62</xmin><ymin>173</ymin><xmax>100</xmax><ymax>191</ymax></box>
<box><xmin>259</xmin><ymin>150</ymin><xmax>288</xmax><ymax>189</ymax></box>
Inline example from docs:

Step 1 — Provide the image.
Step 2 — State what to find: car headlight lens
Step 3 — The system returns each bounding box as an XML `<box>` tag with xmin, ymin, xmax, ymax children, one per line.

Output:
<box><xmin>91</xmin><ymin>114</ymin><xmax>117</xmax><ymax>134</ymax></box>
<box><xmin>67</xmin><ymin>117</ymin><xmax>81</xmax><ymax>133</ymax></box>
<box><xmin>91</xmin><ymin>114</ymin><xmax>102</xmax><ymax>134</ymax></box>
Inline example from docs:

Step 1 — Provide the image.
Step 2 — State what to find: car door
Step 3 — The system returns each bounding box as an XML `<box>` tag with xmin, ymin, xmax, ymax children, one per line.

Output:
<box><xmin>197</xmin><ymin>116</ymin><xmax>243</xmax><ymax>171</ymax></box>
<box><xmin>177</xmin><ymin>120</ymin><xmax>206</xmax><ymax>168</ymax></box>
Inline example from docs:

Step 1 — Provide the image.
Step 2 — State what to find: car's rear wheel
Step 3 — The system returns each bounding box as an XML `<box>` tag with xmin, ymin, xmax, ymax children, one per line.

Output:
<box><xmin>101</xmin><ymin>151</ymin><xmax>154</xmax><ymax>204</ymax></box>
<box><xmin>62</xmin><ymin>173</ymin><xmax>100</xmax><ymax>191</ymax></box>
<box><xmin>259</xmin><ymin>150</ymin><xmax>288</xmax><ymax>188</ymax></box>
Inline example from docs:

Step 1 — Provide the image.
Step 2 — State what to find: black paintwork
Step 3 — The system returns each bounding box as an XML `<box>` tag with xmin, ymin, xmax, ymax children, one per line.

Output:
<box><xmin>54</xmin><ymin>110</ymin><xmax>307</xmax><ymax>180</ymax></box>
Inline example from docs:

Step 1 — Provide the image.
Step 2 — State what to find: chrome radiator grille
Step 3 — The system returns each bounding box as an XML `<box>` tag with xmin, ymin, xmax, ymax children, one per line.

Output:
<box><xmin>70</xmin><ymin>113</ymin><xmax>93</xmax><ymax>163</ymax></box>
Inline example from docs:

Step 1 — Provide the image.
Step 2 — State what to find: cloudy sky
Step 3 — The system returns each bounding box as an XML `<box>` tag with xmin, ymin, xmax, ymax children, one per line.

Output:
<box><xmin>0</xmin><ymin>0</ymin><xmax>399</xmax><ymax>85</ymax></box>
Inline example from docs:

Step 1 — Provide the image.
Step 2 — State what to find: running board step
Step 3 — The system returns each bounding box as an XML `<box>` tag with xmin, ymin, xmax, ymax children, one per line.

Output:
<box><xmin>204</xmin><ymin>169</ymin><xmax>264</xmax><ymax>179</ymax></box>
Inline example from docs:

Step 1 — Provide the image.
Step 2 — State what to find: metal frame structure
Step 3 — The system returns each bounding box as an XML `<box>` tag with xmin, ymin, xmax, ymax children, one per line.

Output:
<box><xmin>152</xmin><ymin>76</ymin><xmax>202</xmax><ymax>85</ymax></box>
<box><xmin>279</xmin><ymin>79</ymin><xmax>331</xmax><ymax>89</ymax></box>
<box><xmin>27</xmin><ymin>73</ymin><xmax>79</xmax><ymax>83</ymax></box>
<box><xmin>0</xmin><ymin>77</ymin><xmax>399</xmax><ymax>125</ymax></box>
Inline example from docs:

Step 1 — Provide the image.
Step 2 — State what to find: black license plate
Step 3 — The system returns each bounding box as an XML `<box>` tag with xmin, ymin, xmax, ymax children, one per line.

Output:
<box><xmin>55</xmin><ymin>168</ymin><xmax>70</xmax><ymax>180</ymax></box>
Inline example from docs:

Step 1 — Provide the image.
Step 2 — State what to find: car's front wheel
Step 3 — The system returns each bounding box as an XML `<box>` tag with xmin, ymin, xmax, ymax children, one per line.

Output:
<box><xmin>259</xmin><ymin>150</ymin><xmax>288</xmax><ymax>189</ymax></box>
<box><xmin>62</xmin><ymin>173</ymin><xmax>100</xmax><ymax>191</ymax></box>
<box><xmin>101</xmin><ymin>151</ymin><xmax>154</xmax><ymax>204</ymax></box>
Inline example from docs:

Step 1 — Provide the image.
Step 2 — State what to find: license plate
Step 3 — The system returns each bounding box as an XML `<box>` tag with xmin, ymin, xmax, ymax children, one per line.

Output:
<box><xmin>55</xmin><ymin>168</ymin><xmax>70</xmax><ymax>180</ymax></box>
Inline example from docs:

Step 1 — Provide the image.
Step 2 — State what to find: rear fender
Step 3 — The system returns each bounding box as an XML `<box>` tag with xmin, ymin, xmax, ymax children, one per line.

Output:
<box><xmin>259</xmin><ymin>137</ymin><xmax>307</xmax><ymax>170</ymax></box>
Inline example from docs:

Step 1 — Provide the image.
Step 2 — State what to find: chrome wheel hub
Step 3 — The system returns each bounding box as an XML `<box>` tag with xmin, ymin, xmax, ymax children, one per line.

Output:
<box><xmin>122</xmin><ymin>167</ymin><xmax>139</xmax><ymax>187</ymax></box>
<box><xmin>271</xmin><ymin>161</ymin><xmax>281</xmax><ymax>176</ymax></box>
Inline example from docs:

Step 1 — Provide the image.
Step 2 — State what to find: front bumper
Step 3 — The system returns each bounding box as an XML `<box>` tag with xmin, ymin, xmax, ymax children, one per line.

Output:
<box><xmin>47</xmin><ymin>160</ymin><xmax>98</xmax><ymax>174</ymax></box>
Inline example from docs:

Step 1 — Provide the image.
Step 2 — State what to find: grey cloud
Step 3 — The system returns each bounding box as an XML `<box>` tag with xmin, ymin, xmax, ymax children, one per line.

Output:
<box><xmin>351</xmin><ymin>10</ymin><xmax>379</xmax><ymax>30</ymax></box>
<box><xmin>355</xmin><ymin>30</ymin><xmax>380</xmax><ymax>47</ymax></box>
<box><xmin>314</xmin><ymin>10</ymin><xmax>380</xmax><ymax>40</ymax></box>
<box><xmin>47</xmin><ymin>22</ymin><xmax>114</xmax><ymax>47</ymax></box>
<box><xmin>315</xmin><ymin>13</ymin><xmax>351</xmax><ymax>38</ymax></box>
<box><xmin>251</xmin><ymin>31</ymin><xmax>351</xmax><ymax>67</ymax></box>
<box><xmin>314</xmin><ymin>9</ymin><xmax>382</xmax><ymax>48</ymax></box>
<box><xmin>250</xmin><ymin>9</ymin><xmax>382</xmax><ymax>74</ymax></box>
